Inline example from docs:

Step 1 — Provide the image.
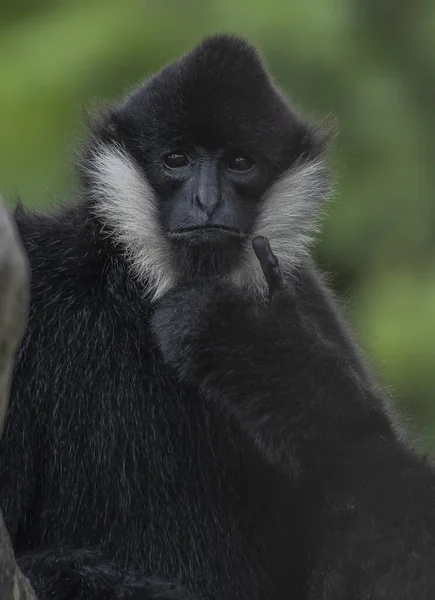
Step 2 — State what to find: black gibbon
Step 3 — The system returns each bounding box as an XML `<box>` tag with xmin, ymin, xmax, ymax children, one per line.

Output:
<box><xmin>1</xmin><ymin>34</ymin><xmax>435</xmax><ymax>600</ymax></box>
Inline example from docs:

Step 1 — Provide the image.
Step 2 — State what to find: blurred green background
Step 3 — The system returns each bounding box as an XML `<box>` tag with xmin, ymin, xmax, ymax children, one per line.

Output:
<box><xmin>1</xmin><ymin>0</ymin><xmax>435</xmax><ymax>449</ymax></box>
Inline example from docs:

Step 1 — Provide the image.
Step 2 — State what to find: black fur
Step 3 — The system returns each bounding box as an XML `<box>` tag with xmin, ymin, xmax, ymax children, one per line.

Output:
<box><xmin>1</xmin><ymin>33</ymin><xmax>434</xmax><ymax>600</ymax></box>
<box><xmin>2</xmin><ymin>204</ymin><xmax>305</xmax><ymax>599</ymax></box>
<box><xmin>85</xmin><ymin>35</ymin><xmax>325</xmax><ymax>179</ymax></box>
<box><xmin>151</xmin><ymin>248</ymin><xmax>435</xmax><ymax>600</ymax></box>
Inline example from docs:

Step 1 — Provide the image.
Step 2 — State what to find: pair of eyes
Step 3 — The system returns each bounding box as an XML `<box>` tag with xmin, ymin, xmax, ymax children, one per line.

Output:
<box><xmin>164</xmin><ymin>151</ymin><xmax>254</xmax><ymax>172</ymax></box>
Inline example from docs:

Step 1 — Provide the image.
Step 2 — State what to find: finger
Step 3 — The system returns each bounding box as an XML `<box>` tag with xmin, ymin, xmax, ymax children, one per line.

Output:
<box><xmin>252</xmin><ymin>236</ymin><xmax>283</xmax><ymax>295</ymax></box>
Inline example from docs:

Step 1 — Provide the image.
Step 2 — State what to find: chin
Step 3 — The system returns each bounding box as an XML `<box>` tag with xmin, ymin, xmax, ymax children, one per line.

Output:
<box><xmin>170</xmin><ymin>233</ymin><xmax>246</xmax><ymax>280</ymax></box>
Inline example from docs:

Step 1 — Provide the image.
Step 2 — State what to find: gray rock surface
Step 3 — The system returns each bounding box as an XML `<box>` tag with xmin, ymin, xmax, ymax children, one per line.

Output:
<box><xmin>0</xmin><ymin>199</ymin><xmax>36</xmax><ymax>599</ymax></box>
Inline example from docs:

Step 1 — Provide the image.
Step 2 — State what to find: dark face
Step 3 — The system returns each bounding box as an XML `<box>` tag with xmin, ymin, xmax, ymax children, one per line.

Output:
<box><xmin>144</xmin><ymin>140</ymin><xmax>268</xmax><ymax>251</ymax></box>
<box><xmin>156</xmin><ymin>147</ymin><xmax>264</xmax><ymax>234</ymax></box>
<box><xmin>139</xmin><ymin>143</ymin><xmax>271</xmax><ymax>278</ymax></box>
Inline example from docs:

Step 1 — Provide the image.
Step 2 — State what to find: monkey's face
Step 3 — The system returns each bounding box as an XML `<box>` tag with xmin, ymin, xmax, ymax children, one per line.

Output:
<box><xmin>156</xmin><ymin>147</ymin><xmax>261</xmax><ymax>238</ymax></box>
<box><xmin>85</xmin><ymin>35</ymin><xmax>330</xmax><ymax>299</ymax></box>
<box><xmin>139</xmin><ymin>143</ymin><xmax>270</xmax><ymax>280</ymax></box>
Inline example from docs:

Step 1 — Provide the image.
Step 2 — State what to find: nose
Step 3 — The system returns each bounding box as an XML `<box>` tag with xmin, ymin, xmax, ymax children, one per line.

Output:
<box><xmin>193</xmin><ymin>162</ymin><xmax>220</xmax><ymax>217</ymax></box>
<box><xmin>194</xmin><ymin>191</ymin><xmax>220</xmax><ymax>217</ymax></box>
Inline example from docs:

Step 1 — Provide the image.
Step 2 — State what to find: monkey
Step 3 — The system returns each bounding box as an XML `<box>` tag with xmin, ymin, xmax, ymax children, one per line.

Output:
<box><xmin>1</xmin><ymin>32</ymin><xmax>434</xmax><ymax>600</ymax></box>
<box><xmin>0</xmin><ymin>33</ymin><xmax>326</xmax><ymax>600</ymax></box>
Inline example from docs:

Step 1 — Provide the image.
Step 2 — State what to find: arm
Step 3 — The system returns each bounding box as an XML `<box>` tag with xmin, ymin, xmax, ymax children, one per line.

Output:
<box><xmin>152</xmin><ymin>237</ymin><xmax>435</xmax><ymax>599</ymax></box>
<box><xmin>151</xmin><ymin>237</ymin><xmax>381</xmax><ymax>476</ymax></box>
<box><xmin>16</xmin><ymin>548</ymin><xmax>195</xmax><ymax>600</ymax></box>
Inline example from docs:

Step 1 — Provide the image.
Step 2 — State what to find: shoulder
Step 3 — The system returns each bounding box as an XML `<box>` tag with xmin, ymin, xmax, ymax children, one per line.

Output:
<box><xmin>13</xmin><ymin>201</ymin><xmax>109</xmax><ymax>301</ymax></box>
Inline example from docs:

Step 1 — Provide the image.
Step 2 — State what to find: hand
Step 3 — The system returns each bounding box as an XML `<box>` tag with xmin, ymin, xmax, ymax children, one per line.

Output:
<box><xmin>151</xmin><ymin>236</ymin><xmax>287</xmax><ymax>380</ymax></box>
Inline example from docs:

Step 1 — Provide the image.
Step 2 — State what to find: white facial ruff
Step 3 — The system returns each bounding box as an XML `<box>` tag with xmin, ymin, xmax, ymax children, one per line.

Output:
<box><xmin>86</xmin><ymin>143</ymin><xmax>177</xmax><ymax>300</ymax></box>
<box><xmin>86</xmin><ymin>143</ymin><xmax>331</xmax><ymax>301</ymax></box>
<box><xmin>231</xmin><ymin>158</ymin><xmax>332</xmax><ymax>299</ymax></box>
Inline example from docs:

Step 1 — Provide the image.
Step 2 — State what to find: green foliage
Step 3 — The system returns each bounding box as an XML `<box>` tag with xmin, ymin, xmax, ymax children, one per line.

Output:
<box><xmin>1</xmin><ymin>0</ymin><xmax>434</xmax><ymax>448</ymax></box>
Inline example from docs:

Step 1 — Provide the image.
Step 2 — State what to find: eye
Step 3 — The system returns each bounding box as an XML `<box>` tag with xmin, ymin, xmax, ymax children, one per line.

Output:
<box><xmin>164</xmin><ymin>152</ymin><xmax>189</xmax><ymax>169</ymax></box>
<box><xmin>227</xmin><ymin>155</ymin><xmax>254</xmax><ymax>172</ymax></box>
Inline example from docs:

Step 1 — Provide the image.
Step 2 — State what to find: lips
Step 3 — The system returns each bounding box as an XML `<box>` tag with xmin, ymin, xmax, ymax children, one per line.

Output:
<box><xmin>168</xmin><ymin>224</ymin><xmax>245</xmax><ymax>239</ymax></box>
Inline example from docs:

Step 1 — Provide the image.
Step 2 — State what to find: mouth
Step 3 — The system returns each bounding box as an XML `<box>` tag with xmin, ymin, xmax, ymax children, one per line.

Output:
<box><xmin>168</xmin><ymin>224</ymin><xmax>245</xmax><ymax>240</ymax></box>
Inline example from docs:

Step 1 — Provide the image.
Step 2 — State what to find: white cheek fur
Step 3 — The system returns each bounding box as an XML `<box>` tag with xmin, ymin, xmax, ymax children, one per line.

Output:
<box><xmin>231</xmin><ymin>158</ymin><xmax>332</xmax><ymax>299</ymax></box>
<box><xmin>86</xmin><ymin>143</ymin><xmax>177</xmax><ymax>300</ymax></box>
<box><xmin>86</xmin><ymin>143</ymin><xmax>331</xmax><ymax>300</ymax></box>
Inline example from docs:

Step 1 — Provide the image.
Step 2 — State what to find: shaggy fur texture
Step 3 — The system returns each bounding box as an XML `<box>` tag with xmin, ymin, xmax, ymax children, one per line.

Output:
<box><xmin>152</xmin><ymin>274</ymin><xmax>435</xmax><ymax>600</ymax></box>
<box><xmin>1</xmin><ymin>33</ymin><xmax>435</xmax><ymax>600</ymax></box>
<box><xmin>86</xmin><ymin>142</ymin><xmax>175</xmax><ymax>300</ymax></box>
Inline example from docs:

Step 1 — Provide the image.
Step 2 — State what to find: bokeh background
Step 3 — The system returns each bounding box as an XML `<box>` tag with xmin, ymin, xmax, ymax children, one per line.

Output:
<box><xmin>1</xmin><ymin>0</ymin><xmax>435</xmax><ymax>449</ymax></box>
